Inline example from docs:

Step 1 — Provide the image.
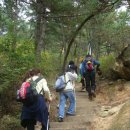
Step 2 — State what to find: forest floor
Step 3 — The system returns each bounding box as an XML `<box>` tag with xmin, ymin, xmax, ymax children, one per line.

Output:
<box><xmin>50</xmin><ymin>77</ymin><xmax>130</xmax><ymax>130</ymax></box>
<box><xmin>0</xmin><ymin>76</ymin><xmax>130</xmax><ymax>130</ymax></box>
<box><xmin>91</xmin><ymin>77</ymin><xmax>130</xmax><ymax>130</ymax></box>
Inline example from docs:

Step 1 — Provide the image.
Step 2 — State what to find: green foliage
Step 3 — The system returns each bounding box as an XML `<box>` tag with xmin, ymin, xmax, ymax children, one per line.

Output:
<box><xmin>40</xmin><ymin>51</ymin><xmax>63</xmax><ymax>78</ymax></box>
<box><xmin>0</xmin><ymin>115</ymin><xmax>22</xmax><ymax>130</ymax></box>
<box><xmin>0</xmin><ymin>36</ymin><xmax>35</xmax><ymax>94</ymax></box>
<box><xmin>99</xmin><ymin>54</ymin><xmax>115</xmax><ymax>78</ymax></box>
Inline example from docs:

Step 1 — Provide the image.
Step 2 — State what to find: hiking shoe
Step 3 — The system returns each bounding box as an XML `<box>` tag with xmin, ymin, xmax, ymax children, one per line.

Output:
<box><xmin>91</xmin><ymin>90</ymin><xmax>96</xmax><ymax>98</ymax></box>
<box><xmin>82</xmin><ymin>86</ymin><xmax>85</xmax><ymax>89</ymax></box>
<box><xmin>81</xmin><ymin>87</ymin><xmax>85</xmax><ymax>91</ymax></box>
<box><xmin>92</xmin><ymin>92</ymin><xmax>96</xmax><ymax>98</ymax></box>
<box><xmin>58</xmin><ymin>117</ymin><xmax>63</xmax><ymax>122</ymax></box>
<box><xmin>66</xmin><ymin>112</ymin><xmax>76</xmax><ymax>116</ymax></box>
<box><xmin>88</xmin><ymin>94</ymin><xmax>92</xmax><ymax>101</ymax></box>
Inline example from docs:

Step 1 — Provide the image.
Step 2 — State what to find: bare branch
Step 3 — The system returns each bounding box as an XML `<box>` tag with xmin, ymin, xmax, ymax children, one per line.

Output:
<box><xmin>44</xmin><ymin>13</ymin><xmax>87</xmax><ymax>19</ymax></box>
<box><xmin>20</xmin><ymin>0</ymin><xmax>32</xmax><ymax>4</ymax></box>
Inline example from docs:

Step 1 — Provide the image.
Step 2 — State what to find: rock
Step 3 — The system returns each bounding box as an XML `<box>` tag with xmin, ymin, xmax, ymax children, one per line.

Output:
<box><xmin>99</xmin><ymin>105</ymin><xmax>121</xmax><ymax>118</ymax></box>
<box><xmin>99</xmin><ymin>111</ymin><xmax>109</xmax><ymax>118</ymax></box>
<box><xmin>99</xmin><ymin>106</ymin><xmax>111</xmax><ymax>118</ymax></box>
<box><xmin>108</xmin><ymin>81</ymin><xmax>114</xmax><ymax>85</ymax></box>
<box><xmin>101</xmin><ymin>106</ymin><xmax>112</xmax><ymax>111</ymax></box>
<box><xmin>112</xmin><ymin>44</ymin><xmax>130</xmax><ymax>80</ymax></box>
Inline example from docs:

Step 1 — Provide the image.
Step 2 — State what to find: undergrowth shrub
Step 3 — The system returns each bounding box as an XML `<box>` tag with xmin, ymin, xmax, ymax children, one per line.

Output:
<box><xmin>0</xmin><ymin>115</ymin><xmax>23</xmax><ymax>130</ymax></box>
<box><xmin>0</xmin><ymin>36</ymin><xmax>63</xmax><ymax>129</ymax></box>
<box><xmin>99</xmin><ymin>54</ymin><xmax>115</xmax><ymax>79</ymax></box>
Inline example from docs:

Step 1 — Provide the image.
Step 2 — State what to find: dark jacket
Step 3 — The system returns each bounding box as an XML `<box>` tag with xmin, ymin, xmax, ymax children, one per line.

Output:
<box><xmin>21</xmin><ymin>95</ymin><xmax>48</xmax><ymax>129</ymax></box>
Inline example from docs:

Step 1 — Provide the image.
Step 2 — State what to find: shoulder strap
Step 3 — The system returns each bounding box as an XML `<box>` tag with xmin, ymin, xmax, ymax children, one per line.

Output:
<box><xmin>39</xmin><ymin>88</ymin><xmax>44</xmax><ymax>95</ymax></box>
<box><xmin>34</xmin><ymin>77</ymin><xmax>43</xmax><ymax>83</ymax></box>
<box><xmin>63</xmin><ymin>74</ymin><xmax>66</xmax><ymax>83</ymax></box>
<box><xmin>35</xmin><ymin>77</ymin><xmax>45</xmax><ymax>94</ymax></box>
<box><xmin>64</xmin><ymin>73</ymin><xmax>70</xmax><ymax>84</ymax></box>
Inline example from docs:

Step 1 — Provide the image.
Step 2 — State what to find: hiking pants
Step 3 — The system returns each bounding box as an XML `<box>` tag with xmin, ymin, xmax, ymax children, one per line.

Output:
<box><xmin>81</xmin><ymin>78</ymin><xmax>85</xmax><ymax>88</ymax></box>
<box><xmin>27</xmin><ymin>124</ymin><xmax>34</xmax><ymax>130</ymax></box>
<box><xmin>58</xmin><ymin>91</ymin><xmax>75</xmax><ymax>118</ymax></box>
<box><xmin>84</xmin><ymin>71</ymin><xmax>96</xmax><ymax>95</ymax></box>
<box><xmin>27</xmin><ymin>122</ymin><xmax>46</xmax><ymax>130</ymax></box>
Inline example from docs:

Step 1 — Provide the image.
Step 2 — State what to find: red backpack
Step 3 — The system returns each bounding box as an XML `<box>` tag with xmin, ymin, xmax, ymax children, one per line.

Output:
<box><xmin>85</xmin><ymin>56</ymin><xmax>94</xmax><ymax>72</ymax></box>
<box><xmin>16</xmin><ymin>77</ymin><xmax>43</xmax><ymax>106</ymax></box>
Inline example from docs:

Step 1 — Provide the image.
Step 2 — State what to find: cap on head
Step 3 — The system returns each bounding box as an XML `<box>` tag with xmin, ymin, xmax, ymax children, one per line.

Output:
<box><xmin>87</xmin><ymin>61</ymin><xmax>91</xmax><ymax>64</ymax></box>
<box><xmin>69</xmin><ymin>60</ymin><xmax>74</xmax><ymax>65</ymax></box>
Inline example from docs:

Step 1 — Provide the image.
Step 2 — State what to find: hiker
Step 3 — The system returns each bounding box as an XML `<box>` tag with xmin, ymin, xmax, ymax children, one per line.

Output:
<box><xmin>81</xmin><ymin>54</ymin><xmax>101</xmax><ymax>100</ymax></box>
<box><xmin>58</xmin><ymin>65</ymin><xmax>77</xmax><ymax>122</ymax></box>
<box><xmin>56</xmin><ymin>61</ymin><xmax>77</xmax><ymax>109</ymax></box>
<box><xmin>66</xmin><ymin>60</ymin><xmax>78</xmax><ymax>88</ymax></box>
<box><xmin>79</xmin><ymin>58</ymin><xmax>85</xmax><ymax>91</ymax></box>
<box><xmin>20</xmin><ymin>68</ymin><xmax>52</xmax><ymax>130</ymax></box>
<box><xmin>66</xmin><ymin>60</ymin><xmax>78</xmax><ymax>74</ymax></box>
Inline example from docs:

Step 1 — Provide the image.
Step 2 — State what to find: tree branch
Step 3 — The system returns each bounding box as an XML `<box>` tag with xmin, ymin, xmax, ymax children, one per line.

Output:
<box><xmin>20</xmin><ymin>0</ymin><xmax>32</xmax><ymax>4</ymax></box>
<box><xmin>20</xmin><ymin>0</ymin><xmax>36</xmax><ymax>5</ymax></box>
<box><xmin>62</xmin><ymin>0</ymin><xmax>120</xmax><ymax>71</ymax></box>
<box><xmin>44</xmin><ymin>13</ymin><xmax>87</xmax><ymax>18</ymax></box>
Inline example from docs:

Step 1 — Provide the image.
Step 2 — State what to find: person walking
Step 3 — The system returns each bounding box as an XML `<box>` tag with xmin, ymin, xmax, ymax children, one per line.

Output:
<box><xmin>81</xmin><ymin>54</ymin><xmax>101</xmax><ymax>100</ymax></box>
<box><xmin>79</xmin><ymin>58</ymin><xmax>85</xmax><ymax>91</ymax></box>
<box><xmin>20</xmin><ymin>68</ymin><xmax>52</xmax><ymax>130</ymax></box>
<box><xmin>58</xmin><ymin>66</ymin><xmax>77</xmax><ymax>122</ymax></box>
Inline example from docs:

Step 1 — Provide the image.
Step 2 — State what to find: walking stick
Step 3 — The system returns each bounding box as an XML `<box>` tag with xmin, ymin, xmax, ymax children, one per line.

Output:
<box><xmin>74</xmin><ymin>87</ymin><xmax>76</xmax><ymax>112</ymax></box>
<box><xmin>47</xmin><ymin>103</ymin><xmax>50</xmax><ymax>130</ymax></box>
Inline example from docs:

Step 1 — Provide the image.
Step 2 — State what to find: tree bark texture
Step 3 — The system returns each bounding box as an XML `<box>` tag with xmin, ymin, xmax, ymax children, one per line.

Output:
<box><xmin>35</xmin><ymin>0</ymin><xmax>46</xmax><ymax>63</ymax></box>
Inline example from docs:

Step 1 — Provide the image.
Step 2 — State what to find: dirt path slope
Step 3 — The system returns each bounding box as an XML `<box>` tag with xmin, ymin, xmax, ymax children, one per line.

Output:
<box><xmin>50</xmin><ymin>86</ymin><xmax>99</xmax><ymax>130</ymax></box>
<box><xmin>50</xmin><ymin>80</ymin><xmax>130</xmax><ymax>130</ymax></box>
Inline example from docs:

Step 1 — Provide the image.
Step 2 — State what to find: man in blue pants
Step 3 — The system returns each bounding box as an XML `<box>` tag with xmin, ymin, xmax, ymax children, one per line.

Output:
<box><xmin>81</xmin><ymin>54</ymin><xmax>101</xmax><ymax>100</ymax></box>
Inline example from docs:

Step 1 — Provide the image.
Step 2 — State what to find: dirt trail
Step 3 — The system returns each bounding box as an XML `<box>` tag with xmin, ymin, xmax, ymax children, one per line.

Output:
<box><xmin>50</xmin><ymin>79</ymin><xmax>130</xmax><ymax>130</ymax></box>
<box><xmin>50</xmin><ymin>85</ymin><xmax>100</xmax><ymax>130</ymax></box>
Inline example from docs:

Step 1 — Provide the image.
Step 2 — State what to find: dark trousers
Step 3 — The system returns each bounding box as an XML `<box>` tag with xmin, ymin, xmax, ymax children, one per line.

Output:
<box><xmin>84</xmin><ymin>71</ymin><xmax>96</xmax><ymax>95</ymax></box>
<box><xmin>27</xmin><ymin>125</ymin><xmax>46</xmax><ymax>130</ymax></box>
<box><xmin>81</xmin><ymin>78</ymin><xmax>85</xmax><ymax>88</ymax></box>
<box><xmin>27</xmin><ymin>124</ymin><xmax>34</xmax><ymax>130</ymax></box>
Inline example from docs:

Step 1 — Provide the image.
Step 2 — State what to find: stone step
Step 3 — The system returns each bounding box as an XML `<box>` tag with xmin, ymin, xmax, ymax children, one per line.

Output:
<box><xmin>49</xmin><ymin>128</ymin><xmax>87</xmax><ymax>130</ymax></box>
<box><xmin>51</xmin><ymin>114</ymin><xmax>93</xmax><ymax>122</ymax></box>
<box><xmin>75</xmin><ymin>93</ymin><xmax>87</xmax><ymax>96</ymax></box>
<box><xmin>49</xmin><ymin>86</ymin><xmax>96</xmax><ymax>130</ymax></box>
<box><xmin>64</xmin><ymin>115</ymin><xmax>93</xmax><ymax>122</ymax></box>
<box><xmin>76</xmin><ymin>109</ymin><xmax>94</xmax><ymax>113</ymax></box>
<box><xmin>50</xmin><ymin>122</ymin><xmax>86</xmax><ymax>128</ymax></box>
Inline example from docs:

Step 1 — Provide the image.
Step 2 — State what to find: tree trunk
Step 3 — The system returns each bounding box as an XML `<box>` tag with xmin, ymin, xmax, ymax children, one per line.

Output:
<box><xmin>35</xmin><ymin>0</ymin><xmax>46</xmax><ymax>63</ymax></box>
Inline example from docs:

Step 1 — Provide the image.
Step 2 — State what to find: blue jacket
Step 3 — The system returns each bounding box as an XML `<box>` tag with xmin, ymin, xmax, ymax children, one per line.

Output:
<box><xmin>80</xmin><ymin>59</ymin><xmax>100</xmax><ymax>76</ymax></box>
<box><xmin>21</xmin><ymin>95</ymin><xmax>49</xmax><ymax>129</ymax></box>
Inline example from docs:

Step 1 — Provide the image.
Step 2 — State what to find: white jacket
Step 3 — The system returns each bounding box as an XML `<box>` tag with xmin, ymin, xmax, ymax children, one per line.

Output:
<box><xmin>28</xmin><ymin>76</ymin><xmax>52</xmax><ymax>101</ymax></box>
<box><xmin>63</xmin><ymin>71</ymin><xmax>77</xmax><ymax>91</ymax></box>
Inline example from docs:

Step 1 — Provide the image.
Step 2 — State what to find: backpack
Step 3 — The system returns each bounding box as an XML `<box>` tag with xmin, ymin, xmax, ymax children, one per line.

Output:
<box><xmin>16</xmin><ymin>77</ymin><xmax>43</xmax><ymax>106</ymax></box>
<box><xmin>54</xmin><ymin>75</ymin><xmax>70</xmax><ymax>92</ymax></box>
<box><xmin>85</xmin><ymin>56</ymin><xmax>94</xmax><ymax>72</ymax></box>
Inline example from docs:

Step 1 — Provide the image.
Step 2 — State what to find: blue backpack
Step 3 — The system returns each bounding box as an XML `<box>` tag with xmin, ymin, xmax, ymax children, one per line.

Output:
<box><xmin>54</xmin><ymin>75</ymin><xmax>70</xmax><ymax>92</ymax></box>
